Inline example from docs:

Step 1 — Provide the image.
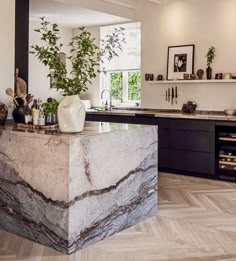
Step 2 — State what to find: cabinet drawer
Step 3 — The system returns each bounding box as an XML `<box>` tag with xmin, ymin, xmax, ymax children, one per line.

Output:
<box><xmin>169</xmin><ymin>119</ymin><xmax>215</xmax><ymax>131</ymax></box>
<box><xmin>170</xmin><ymin>150</ymin><xmax>215</xmax><ymax>175</ymax></box>
<box><xmin>170</xmin><ymin>130</ymin><xmax>214</xmax><ymax>152</ymax></box>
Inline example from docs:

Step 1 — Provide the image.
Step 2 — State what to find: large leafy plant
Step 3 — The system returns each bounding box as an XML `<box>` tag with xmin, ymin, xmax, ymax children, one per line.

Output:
<box><xmin>31</xmin><ymin>17</ymin><xmax>125</xmax><ymax>96</ymax></box>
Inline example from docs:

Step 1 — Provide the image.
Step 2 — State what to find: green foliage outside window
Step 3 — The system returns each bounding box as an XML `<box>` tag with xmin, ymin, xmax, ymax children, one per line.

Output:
<box><xmin>111</xmin><ymin>72</ymin><xmax>122</xmax><ymax>100</ymax></box>
<box><xmin>110</xmin><ymin>71</ymin><xmax>141</xmax><ymax>101</ymax></box>
<box><xmin>128</xmin><ymin>71</ymin><xmax>141</xmax><ymax>100</ymax></box>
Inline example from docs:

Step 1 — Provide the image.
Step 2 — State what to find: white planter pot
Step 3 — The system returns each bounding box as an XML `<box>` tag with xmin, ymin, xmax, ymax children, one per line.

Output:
<box><xmin>58</xmin><ymin>95</ymin><xmax>86</xmax><ymax>133</ymax></box>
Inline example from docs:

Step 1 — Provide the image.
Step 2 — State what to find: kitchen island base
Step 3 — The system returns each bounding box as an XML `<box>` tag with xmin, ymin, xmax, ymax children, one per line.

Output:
<box><xmin>0</xmin><ymin>122</ymin><xmax>158</xmax><ymax>254</ymax></box>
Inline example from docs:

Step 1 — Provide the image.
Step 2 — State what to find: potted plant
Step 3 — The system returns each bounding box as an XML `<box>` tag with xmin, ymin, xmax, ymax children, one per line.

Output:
<box><xmin>205</xmin><ymin>46</ymin><xmax>216</xmax><ymax>80</ymax></box>
<box><xmin>31</xmin><ymin>17</ymin><xmax>125</xmax><ymax>132</ymax></box>
<box><xmin>43</xmin><ymin>98</ymin><xmax>59</xmax><ymax>125</ymax></box>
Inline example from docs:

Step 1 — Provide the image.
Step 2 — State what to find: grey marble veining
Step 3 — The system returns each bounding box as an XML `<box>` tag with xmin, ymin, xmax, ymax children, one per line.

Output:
<box><xmin>0</xmin><ymin>122</ymin><xmax>158</xmax><ymax>254</ymax></box>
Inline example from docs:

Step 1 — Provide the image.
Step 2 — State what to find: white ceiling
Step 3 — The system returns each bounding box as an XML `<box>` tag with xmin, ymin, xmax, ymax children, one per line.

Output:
<box><xmin>104</xmin><ymin>0</ymin><xmax>163</xmax><ymax>8</ymax></box>
<box><xmin>30</xmin><ymin>0</ymin><xmax>131</xmax><ymax>28</ymax></box>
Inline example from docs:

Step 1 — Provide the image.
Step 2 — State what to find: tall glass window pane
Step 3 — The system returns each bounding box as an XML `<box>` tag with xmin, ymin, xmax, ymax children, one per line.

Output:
<box><xmin>101</xmin><ymin>22</ymin><xmax>141</xmax><ymax>71</ymax></box>
<box><xmin>110</xmin><ymin>72</ymin><xmax>122</xmax><ymax>100</ymax></box>
<box><xmin>128</xmin><ymin>71</ymin><xmax>141</xmax><ymax>100</ymax></box>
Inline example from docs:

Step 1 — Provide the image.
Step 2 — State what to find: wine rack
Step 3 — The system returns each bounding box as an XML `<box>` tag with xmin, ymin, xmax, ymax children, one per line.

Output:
<box><xmin>217</xmin><ymin>126</ymin><xmax>236</xmax><ymax>181</ymax></box>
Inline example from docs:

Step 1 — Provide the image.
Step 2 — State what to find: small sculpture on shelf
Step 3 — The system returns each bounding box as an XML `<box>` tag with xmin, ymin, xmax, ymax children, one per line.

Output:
<box><xmin>182</xmin><ymin>101</ymin><xmax>197</xmax><ymax>114</ymax></box>
<box><xmin>145</xmin><ymin>73</ymin><xmax>154</xmax><ymax>81</ymax></box>
<box><xmin>215</xmin><ymin>73</ymin><xmax>223</xmax><ymax>80</ymax></box>
<box><xmin>197</xmin><ymin>69</ymin><xmax>204</xmax><ymax>80</ymax></box>
<box><xmin>157</xmin><ymin>75</ymin><xmax>163</xmax><ymax>81</ymax></box>
<box><xmin>183</xmin><ymin>73</ymin><xmax>190</xmax><ymax>80</ymax></box>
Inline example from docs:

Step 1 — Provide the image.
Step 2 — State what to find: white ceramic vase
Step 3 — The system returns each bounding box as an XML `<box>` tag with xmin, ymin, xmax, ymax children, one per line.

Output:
<box><xmin>58</xmin><ymin>95</ymin><xmax>86</xmax><ymax>133</ymax></box>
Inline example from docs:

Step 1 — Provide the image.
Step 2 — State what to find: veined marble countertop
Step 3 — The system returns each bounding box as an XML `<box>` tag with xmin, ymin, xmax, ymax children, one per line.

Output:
<box><xmin>86</xmin><ymin>109</ymin><xmax>236</xmax><ymax>121</ymax></box>
<box><xmin>0</xmin><ymin>121</ymin><xmax>151</xmax><ymax>137</ymax></box>
<box><xmin>0</xmin><ymin>121</ymin><xmax>158</xmax><ymax>254</ymax></box>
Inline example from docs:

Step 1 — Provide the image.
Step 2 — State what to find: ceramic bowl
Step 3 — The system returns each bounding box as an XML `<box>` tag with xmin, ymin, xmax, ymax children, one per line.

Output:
<box><xmin>224</xmin><ymin>109</ymin><xmax>236</xmax><ymax>116</ymax></box>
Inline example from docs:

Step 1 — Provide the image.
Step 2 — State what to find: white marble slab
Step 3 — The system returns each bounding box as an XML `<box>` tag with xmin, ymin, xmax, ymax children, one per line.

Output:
<box><xmin>0</xmin><ymin>122</ymin><xmax>158</xmax><ymax>254</ymax></box>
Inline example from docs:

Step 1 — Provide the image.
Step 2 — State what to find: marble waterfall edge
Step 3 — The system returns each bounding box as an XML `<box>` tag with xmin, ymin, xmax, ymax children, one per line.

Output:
<box><xmin>0</xmin><ymin>123</ymin><xmax>158</xmax><ymax>254</ymax></box>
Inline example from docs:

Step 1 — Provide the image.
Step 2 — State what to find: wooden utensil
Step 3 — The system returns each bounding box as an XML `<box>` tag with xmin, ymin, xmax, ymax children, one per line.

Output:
<box><xmin>6</xmin><ymin>87</ymin><xmax>19</xmax><ymax>106</ymax></box>
<box><xmin>6</xmin><ymin>88</ymin><xmax>14</xmax><ymax>98</ymax></box>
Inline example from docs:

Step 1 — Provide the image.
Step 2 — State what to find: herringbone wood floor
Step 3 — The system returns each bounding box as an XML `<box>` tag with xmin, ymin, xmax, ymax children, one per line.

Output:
<box><xmin>1</xmin><ymin>173</ymin><xmax>236</xmax><ymax>261</ymax></box>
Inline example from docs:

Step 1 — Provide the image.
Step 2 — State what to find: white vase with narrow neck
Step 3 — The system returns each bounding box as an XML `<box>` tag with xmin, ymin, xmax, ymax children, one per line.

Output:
<box><xmin>58</xmin><ymin>95</ymin><xmax>86</xmax><ymax>133</ymax></box>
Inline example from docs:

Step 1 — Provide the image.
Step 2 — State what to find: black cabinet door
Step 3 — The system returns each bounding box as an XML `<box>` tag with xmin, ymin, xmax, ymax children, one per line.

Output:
<box><xmin>169</xmin><ymin>119</ymin><xmax>215</xmax><ymax>131</ymax></box>
<box><xmin>170</xmin><ymin>149</ymin><xmax>215</xmax><ymax>175</ymax></box>
<box><xmin>170</xmin><ymin>130</ymin><xmax>215</xmax><ymax>152</ymax></box>
<box><xmin>159</xmin><ymin>149</ymin><xmax>170</xmax><ymax>169</ymax></box>
<box><xmin>159</xmin><ymin>128</ymin><xmax>170</xmax><ymax>149</ymax></box>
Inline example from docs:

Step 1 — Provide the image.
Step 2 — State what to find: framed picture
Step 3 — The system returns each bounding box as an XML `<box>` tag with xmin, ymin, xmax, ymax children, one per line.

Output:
<box><xmin>167</xmin><ymin>44</ymin><xmax>195</xmax><ymax>80</ymax></box>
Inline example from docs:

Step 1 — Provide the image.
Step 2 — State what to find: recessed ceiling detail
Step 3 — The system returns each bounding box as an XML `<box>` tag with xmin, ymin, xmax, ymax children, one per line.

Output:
<box><xmin>147</xmin><ymin>0</ymin><xmax>163</xmax><ymax>4</ymax></box>
<box><xmin>30</xmin><ymin>0</ymin><xmax>130</xmax><ymax>28</ymax></box>
<box><xmin>103</xmin><ymin>0</ymin><xmax>139</xmax><ymax>9</ymax></box>
<box><xmin>103</xmin><ymin>0</ymin><xmax>162</xmax><ymax>9</ymax></box>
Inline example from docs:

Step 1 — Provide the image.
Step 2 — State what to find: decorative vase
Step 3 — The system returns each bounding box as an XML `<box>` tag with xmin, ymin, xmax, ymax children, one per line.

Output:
<box><xmin>0</xmin><ymin>102</ymin><xmax>8</xmax><ymax>125</ymax></box>
<box><xmin>57</xmin><ymin>95</ymin><xmax>86</xmax><ymax>133</ymax></box>
<box><xmin>206</xmin><ymin>66</ymin><xmax>212</xmax><ymax>80</ymax></box>
<box><xmin>12</xmin><ymin>106</ymin><xmax>25</xmax><ymax>123</ymax></box>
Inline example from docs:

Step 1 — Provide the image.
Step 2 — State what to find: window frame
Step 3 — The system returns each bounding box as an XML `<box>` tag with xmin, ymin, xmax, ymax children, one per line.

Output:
<box><xmin>101</xmin><ymin>69</ymin><xmax>141</xmax><ymax>104</ymax></box>
<box><xmin>100</xmin><ymin>22</ymin><xmax>141</xmax><ymax>105</ymax></box>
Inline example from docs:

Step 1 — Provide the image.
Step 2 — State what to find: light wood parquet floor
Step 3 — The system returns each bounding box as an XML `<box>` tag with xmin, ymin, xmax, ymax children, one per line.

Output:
<box><xmin>1</xmin><ymin>173</ymin><xmax>236</xmax><ymax>261</ymax></box>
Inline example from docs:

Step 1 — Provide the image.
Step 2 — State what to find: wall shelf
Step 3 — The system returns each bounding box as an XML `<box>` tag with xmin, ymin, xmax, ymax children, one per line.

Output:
<box><xmin>148</xmin><ymin>79</ymin><xmax>236</xmax><ymax>84</ymax></box>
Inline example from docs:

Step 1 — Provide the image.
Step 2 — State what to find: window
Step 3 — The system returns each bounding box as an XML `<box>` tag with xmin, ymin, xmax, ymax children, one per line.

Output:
<box><xmin>101</xmin><ymin>22</ymin><xmax>141</xmax><ymax>104</ymax></box>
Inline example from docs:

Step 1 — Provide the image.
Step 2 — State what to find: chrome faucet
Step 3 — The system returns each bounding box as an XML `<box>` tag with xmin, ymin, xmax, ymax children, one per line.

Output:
<box><xmin>101</xmin><ymin>89</ymin><xmax>112</xmax><ymax>111</ymax></box>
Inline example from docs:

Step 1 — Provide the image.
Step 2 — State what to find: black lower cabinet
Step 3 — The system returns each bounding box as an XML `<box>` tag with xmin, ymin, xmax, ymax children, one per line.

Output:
<box><xmin>170</xmin><ymin>130</ymin><xmax>214</xmax><ymax>152</ymax></box>
<box><xmin>86</xmin><ymin>114</ymin><xmax>216</xmax><ymax>177</ymax></box>
<box><xmin>159</xmin><ymin>148</ymin><xmax>169</xmax><ymax>169</ymax></box>
<box><xmin>159</xmin><ymin>120</ymin><xmax>215</xmax><ymax>176</ymax></box>
<box><xmin>169</xmin><ymin>150</ymin><xmax>215</xmax><ymax>175</ymax></box>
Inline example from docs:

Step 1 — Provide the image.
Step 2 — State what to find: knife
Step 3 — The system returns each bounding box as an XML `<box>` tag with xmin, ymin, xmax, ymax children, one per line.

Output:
<box><xmin>171</xmin><ymin>87</ymin><xmax>174</xmax><ymax>105</ymax></box>
<box><xmin>175</xmin><ymin>86</ymin><xmax>178</xmax><ymax>104</ymax></box>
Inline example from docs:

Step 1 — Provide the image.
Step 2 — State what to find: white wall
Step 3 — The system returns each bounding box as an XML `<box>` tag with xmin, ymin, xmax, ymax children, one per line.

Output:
<box><xmin>29</xmin><ymin>20</ymin><xmax>73</xmax><ymax>102</ymax></box>
<box><xmin>0</xmin><ymin>0</ymin><xmax>15</xmax><ymax>112</ymax></box>
<box><xmin>29</xmin><ymin>0</ymin><xmax>236</xmax><ymax>111</ymax></box>
<box><xmin>139</xmin><ymin>0</ymin><xmax>236</xmax><ymax>111</ymax></box>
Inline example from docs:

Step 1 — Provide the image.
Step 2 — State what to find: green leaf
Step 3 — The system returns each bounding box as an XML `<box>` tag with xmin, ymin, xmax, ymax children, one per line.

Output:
<box><xmin>30</xmin><ymin>18</ymin><xmax>126</xmax><ymax>96</ymax></box>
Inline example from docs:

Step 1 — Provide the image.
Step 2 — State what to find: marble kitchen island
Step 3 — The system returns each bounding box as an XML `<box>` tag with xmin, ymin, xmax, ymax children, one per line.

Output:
<box><xmin>0</xmin><ymin>122</ymin><xmax>158</xmax><ymax>254</ymax></box>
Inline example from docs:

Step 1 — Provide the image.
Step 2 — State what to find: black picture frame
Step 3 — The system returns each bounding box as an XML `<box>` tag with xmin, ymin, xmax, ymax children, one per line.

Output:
<box><xmin>167</xmin><ymin>44</ymin><xmax>195</xmax><ymax>80</ymax></box>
